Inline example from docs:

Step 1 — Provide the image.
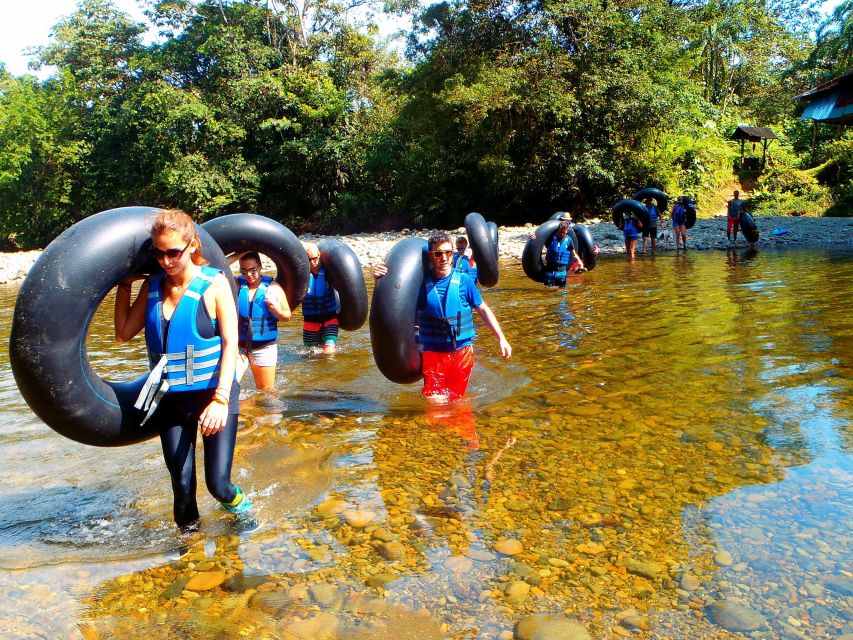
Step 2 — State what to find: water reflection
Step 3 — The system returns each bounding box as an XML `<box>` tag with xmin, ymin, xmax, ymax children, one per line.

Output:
<box><xmin>1</xmin><ymin>247</ymin><xmax>852</xmax><ymax>639</ymax></box>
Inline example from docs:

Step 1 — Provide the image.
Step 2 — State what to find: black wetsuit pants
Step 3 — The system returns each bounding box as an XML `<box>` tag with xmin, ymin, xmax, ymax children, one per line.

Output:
<box><xmin>151</xmin><ymin>389</ymin><xmax>239</xmax><ymax>528</ymax></box>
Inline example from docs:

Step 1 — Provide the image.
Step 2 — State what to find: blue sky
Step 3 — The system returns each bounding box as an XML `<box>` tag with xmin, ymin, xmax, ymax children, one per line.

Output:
<box><xmin>0</xmin><ymin>0</ymin><xmax>844</xmax><ymax>79</ymax></box>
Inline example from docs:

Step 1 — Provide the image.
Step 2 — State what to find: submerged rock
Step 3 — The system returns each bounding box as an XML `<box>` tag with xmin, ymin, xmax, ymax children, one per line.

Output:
<box><xmin>706</xmin><ymin>600</ymin><xmax>767</xmax><ymax>632</ymax></box>
<box><xmin>515</xmin><ymin>614</ymin><xmax>592</xmax><ymax>640</ymax></box>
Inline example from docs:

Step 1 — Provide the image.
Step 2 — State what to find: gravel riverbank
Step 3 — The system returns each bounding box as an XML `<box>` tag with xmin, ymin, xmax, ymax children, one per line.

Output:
<box><xmin>1</xmin><ymin>216</ymin><xmax>851</xmax><ymax>285</ymax></box>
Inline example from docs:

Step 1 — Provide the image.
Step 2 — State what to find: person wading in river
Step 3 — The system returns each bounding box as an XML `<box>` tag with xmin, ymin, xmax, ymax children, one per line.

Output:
<box><xmin>373</xmin><ymin>231</ymin><xmax>512</xmax><ymax>402</ymax></box>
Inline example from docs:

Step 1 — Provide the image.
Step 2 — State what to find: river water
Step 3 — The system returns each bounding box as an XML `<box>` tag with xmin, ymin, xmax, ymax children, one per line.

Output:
<box><xmin>1</xmin><ymin>247</ymin><xmax>851</xmax><ymax>639</ymax></box>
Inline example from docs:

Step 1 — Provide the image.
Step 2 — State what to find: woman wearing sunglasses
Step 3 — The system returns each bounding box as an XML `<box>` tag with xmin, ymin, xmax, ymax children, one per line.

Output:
<box><xmin>113</xmin><ymin>209</ymin><xmax>252</xmax><ymax>529</ymax></box>
<box><xmin>236</xmin><ymin>252</ymin><xmax>291</xmax><ymax>390</ymax></box>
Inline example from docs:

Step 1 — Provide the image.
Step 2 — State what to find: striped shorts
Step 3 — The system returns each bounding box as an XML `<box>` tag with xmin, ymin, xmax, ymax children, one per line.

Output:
<box><xmin>303</xmin><ymin>317</ymin><xmax>339</xmax><ymax>346</ymax></box>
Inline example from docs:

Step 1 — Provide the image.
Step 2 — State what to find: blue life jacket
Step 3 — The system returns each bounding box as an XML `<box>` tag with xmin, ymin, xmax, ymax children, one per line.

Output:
<box><xmin>648</xmin><ymin>204</ymin><xmax>658</xmax><ymax>225</ymax></box>
<box><xmin>417</xmin><ymin>272</ymin><xmax>476</xmax><ymax>351</ymax></box>
<box><xmin>237</xmin><ymin>275</ymin><xmax>278</xmax><ymax>345</ymax></box>
<box><xmin>452</xmin><ymin>252</ymin><xmax>478</xmax><ymax>282</ymax></box>
<box><xmin>302</xmin><ymin>267</ymin><xmax>338</xmax><ymax>319</ymax></box>
<box><xmin>672</xmin><ymin>203</ymin><xmax>686</xmax><ymax>226</ymax></box>
<box><xmin>623</xmin><ymin>215</ymin><xmax>640</xmax><ymax>237</ymax></box>
<box><xmin>545</xmin><ymin>233</ymin><xmax>574</xmax><ymax>270</ymax></box>
<box><xmin>135</xmin><ymin>265</ymin><xmax>223</xmax><ymax>424</ymax></box>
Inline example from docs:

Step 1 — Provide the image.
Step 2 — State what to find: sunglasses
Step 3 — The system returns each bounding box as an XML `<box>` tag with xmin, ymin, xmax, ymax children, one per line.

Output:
<box><xmin>430</xmin><ymin>250</ymin><xmax>454</xmax><ymax>258</ymax></box>
<box><xmin>240</xmin><ymin>265</ymin><xmax>261</xmax><ymax>276</ymax></box>
<box><xmin>150</xmin><ymin>240</ymin><xmax>191</xmax><ymax>261</ymax></box>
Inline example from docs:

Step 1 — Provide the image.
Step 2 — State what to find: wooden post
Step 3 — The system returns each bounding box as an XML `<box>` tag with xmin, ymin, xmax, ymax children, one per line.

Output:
<box><xmin>811</xmin><ymin>120</ymin><xmax>817</xmax><ymax>156</ymax></box>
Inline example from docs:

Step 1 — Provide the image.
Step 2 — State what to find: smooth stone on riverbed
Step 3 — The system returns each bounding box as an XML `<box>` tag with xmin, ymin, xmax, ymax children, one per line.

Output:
<box><xmin>505</xmin><ymin>581</ymin><xmax>531</xmax><ymax>604</ymax></box>
<box><xmin>184</xmin><ymin>570</ymin><xmax>226</xmax><ymax>591</ymax></box>
<box><xmin>714</xmin><ymin>550</ymin><xmax>734</xmax><ymax>566</ymax></box>
<box><xmin>342</xmin><ymin>509</ymin><xmax>375</xmax><ymax>528</ymax></box>
<box><xmin>494</xmin><ymin>538</ymin><xmax>524</xmax><ymax>555</ymax></box>
<box><xmin>625</xmin><ymin>560</ymin><xmax>664</xmax><ymax>580</ymax></box>
<box><xmin>824</xmin><ymin>575</ymin><xmax>853</xmax><ymax>596</ymax></box>
<box><xmin>515</xmin><ymin>614</ymin><xmax>592</xmax><ymax>640</ymax></box>
<box><xmin>706</xmin><ymin>600</ymin><xmax>767</xmax><ymax>632</ymax></box>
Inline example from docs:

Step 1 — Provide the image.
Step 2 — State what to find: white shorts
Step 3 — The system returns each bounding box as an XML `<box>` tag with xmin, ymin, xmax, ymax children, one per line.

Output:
<box><xmin>240</xmin><ymin>341</ymin><xmax>278</xmax><ymax>368</ymax></box>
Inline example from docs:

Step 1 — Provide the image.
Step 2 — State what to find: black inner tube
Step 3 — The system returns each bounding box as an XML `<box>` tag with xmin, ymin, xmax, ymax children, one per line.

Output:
<box><xmin>369</xmin><ymin>237</ymin><xmax>427</xmax><ymax>384</ymax></box>
<box><xmin>317</xmin><ymin>238</ymin><xmax>368</xmax><ymax>331</ymax></box>
<box><xmin>464</xmin><ymin>212</ymin><xmax>499</xmax><ymax>287</ymax></box>
<box><xmin>573</xmin><ymin>224</ymin><xmax>597</xmax><ymax>270</ymax></box>
<box><xmin>612</xmin><ymin>199</ymin><xmax>650</xmax><ymax>230</ymax></box>
<box><xmin>739</xmin><ymin>211</ymin><xmax>759</xmax><ymax>243</ymax></box>
<box><xmin>10</xmin><ymin>207</ymin><xmax>233</xmax><ymax>447</ymax></box>
<box><xmin>633</xmin><ymin>187</ymin><xmax>669</xmax><ymax>215</ymax></box>
<box><xmin>487</xmin><ymin>221</ymin><xmax>499</xmax><ymax>261</ymax></box>
<box><xmin>201</xmin><ymin>213</ymin><xmax>309</xmax><ymax>311</ymax></box>
<box><xmin>683</xmin><ymin>196</ymin><xmax>697</xmax><ymax>229</ymax></box>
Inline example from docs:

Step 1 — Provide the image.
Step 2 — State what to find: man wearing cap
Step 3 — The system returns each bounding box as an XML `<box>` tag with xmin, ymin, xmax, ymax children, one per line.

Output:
<box><xmin>529</xmin><ymin>213</ymin><xmax>585</xmax><ymax>287</ymax></box>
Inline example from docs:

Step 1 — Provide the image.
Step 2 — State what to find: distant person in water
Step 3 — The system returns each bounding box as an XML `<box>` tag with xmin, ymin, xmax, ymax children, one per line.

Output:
<box><xmin>236</xmin><ymin>252</ymin><xmax>291</xmax><ymax>390</ymax></box>
<box><xmin>726</xmin><ymin>190</ymin><xmax>745</xmax><ymax>246</ymax></box>
<box><xmin>671</xmin><ymin>196</ymin><xmax>688</xmax><ymax>251</ymax></box>
<box><xmin>642</xmin><ymin>198</ymin><xmax>658</xmax><ymax>254</ymax></box>
<box><xmin>301</xmin><ymin>242</ymin><xmax>340</xmax><ymax>353</ymax></box>
<box><xmin>528</xmin><ymin>213</ymin><xmax>585</xmax><ymax>287</ymax></box>
<box><xmin>372</xmin><ymin>231</ymin><xmax>512</xmax><ymax>402</ymax></box>
<box><xmin>623</xmin><ymin>210</ymin><xmax>642</xmax><ymax>261</ymax></box>
<box><xmin>452</xmin><ymin>236</ymin><xmax>478</xmax><ymax>284</ymax></box>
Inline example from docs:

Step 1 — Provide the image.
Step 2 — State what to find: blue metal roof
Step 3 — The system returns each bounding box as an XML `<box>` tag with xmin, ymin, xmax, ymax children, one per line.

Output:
<box><xmin>800</xmin><ymin>91</ymin><xmax>853</xmax><ymax>123</ymax></box>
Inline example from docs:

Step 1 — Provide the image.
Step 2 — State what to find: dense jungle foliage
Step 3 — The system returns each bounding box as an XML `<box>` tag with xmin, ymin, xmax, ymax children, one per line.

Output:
<box><xmin>0</xmin><ymin>0</ymin><xmax>851</xmax><ymax>247</ymax></box>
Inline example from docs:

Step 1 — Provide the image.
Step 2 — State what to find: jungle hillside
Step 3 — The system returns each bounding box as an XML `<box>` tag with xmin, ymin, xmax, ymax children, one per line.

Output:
<box><xmin>0</xmin><ymin>0</ymin><xmax>851</xmax><ymax>249</ymax></box>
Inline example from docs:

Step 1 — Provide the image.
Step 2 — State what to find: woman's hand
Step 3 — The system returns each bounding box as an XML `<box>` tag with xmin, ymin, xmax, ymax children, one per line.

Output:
<box><xmin>199</xmin><ymin>399</ymin><xmax>228</xmax><ymax>436</ymax></box>
<box><xmin>372</xmin><ymin>262</ymin><xmax>388</xmax><ymax>280</ymax></box>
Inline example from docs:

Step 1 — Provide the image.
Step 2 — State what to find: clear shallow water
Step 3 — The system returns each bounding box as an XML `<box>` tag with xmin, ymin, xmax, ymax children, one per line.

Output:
<box><xmin>1</xmin><ymin>247</ymin><xmax>851</xmax><ymax>639</ymax></box>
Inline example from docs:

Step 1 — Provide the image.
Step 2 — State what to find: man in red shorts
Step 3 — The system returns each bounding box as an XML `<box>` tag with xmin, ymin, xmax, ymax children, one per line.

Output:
<box><xmin>373</xmin><ymin>231</ymin><xmax>512</xmax><ymax>402</ymax></box>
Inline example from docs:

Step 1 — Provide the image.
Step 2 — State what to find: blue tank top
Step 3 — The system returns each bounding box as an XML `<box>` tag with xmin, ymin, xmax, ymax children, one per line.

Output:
<box><xmin>624</xmin><ymin>215</ymin><xmax>640</xmax><ymax>237</ymax></box>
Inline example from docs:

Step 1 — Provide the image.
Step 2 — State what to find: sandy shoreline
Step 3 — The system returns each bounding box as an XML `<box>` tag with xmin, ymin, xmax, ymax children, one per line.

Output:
<box><xmin>1</xmin><ymin>216</ymin><xmax>851</xmax><ymax>285</ymax></box>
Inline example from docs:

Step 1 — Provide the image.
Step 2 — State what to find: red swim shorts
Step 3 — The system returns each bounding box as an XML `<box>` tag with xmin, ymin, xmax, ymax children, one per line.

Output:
<box><xmin>422</xmin><ymin>345</ymin><xmax>474</xmax><ymax>401</ymax></box>
<box><xmin>727</xmin><ymin>216</ymin><xmax>740</xmax><ymax>233</ymax></box>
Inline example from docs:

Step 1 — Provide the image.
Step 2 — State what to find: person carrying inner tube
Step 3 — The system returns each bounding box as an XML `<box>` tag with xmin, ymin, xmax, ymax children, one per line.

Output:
<box><xmin>672</xmin><ymin>196</ymin><xmax>688</xmax><ymax>252</ymax></box>
<box><xmin>726</xmin><ymin>189</ymin><xmax>744</xmax><ymax>247</ymax></box>
<box><xmin>236</xmin><ymin>251</ymin><xmax>291</xmax><ymax>391</ymax></box>
<box><xmin>642</xmin><ymin>198</ymin><xmax>659</xmax><ymax>254</ymax></box>
<box><xmin>373</xmin><ymin>231</ymin><xmax>512</xmax><ymax>402</ymax></box>
<box><xmin>301</xmin><ymin>242</ymin><xmax>340</xmax><ymax>354</ymax></box>
<box><xmin>452</xmin><ymin>235</ymin><xmax>478</xmax><ymax>284</ymax></box>
<box><xmin>623</xmin><ymin>210</ymin><xmax>643</xmax><ymax>261</ymax></box>
<box><xmin>114</xmin><ymin>209</ymin><xmax>252</xmax><ymax>530</ymax></box>
<box><xmin>528</xmin><ymin>213</ymin><xmax>585</xmax><ymax>286</ymax></box>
